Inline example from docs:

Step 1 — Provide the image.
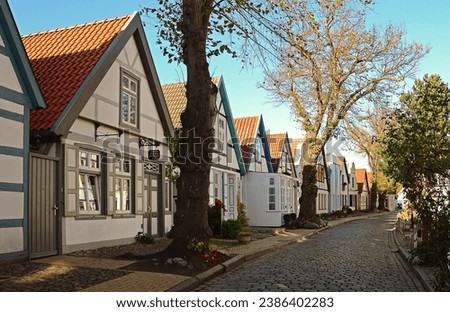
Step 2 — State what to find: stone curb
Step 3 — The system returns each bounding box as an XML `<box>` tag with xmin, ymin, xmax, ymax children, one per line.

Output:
<box><xmin>167</xmin><ymin>212</ymin><xmax>386</xmax><ymax>292</ymax></box>
<box><xmin>392</xmin><ymin>227</ymin><xmax>434</xmax><ymax>292</ymax></box>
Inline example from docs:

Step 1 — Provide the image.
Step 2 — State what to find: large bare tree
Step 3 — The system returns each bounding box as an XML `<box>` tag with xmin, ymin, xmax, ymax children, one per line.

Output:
<box><xmin>344</xmin><ymin>103</ymin><xmax>397</xmax><ymax>210</ymax></box>
<box><xmin>145</xmin><ymin>1</ymin><xmax>277</xmax><ymax>257</ymax></box>
<box><xmin>261</xmin><ymin>0</ymin><xmax>428</xmax><ymax>218</ymax></box>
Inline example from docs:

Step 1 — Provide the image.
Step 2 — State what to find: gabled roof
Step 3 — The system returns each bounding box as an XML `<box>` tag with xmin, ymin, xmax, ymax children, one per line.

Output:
<box><xmin>0</xmin><ymin>0</ymin><xmax>45</xmax><ymax>109</ymax></box>
<box><xmin>162</xmin><ymin>76</ymin><xmax>245</xmax><ymax>174</ymax></box>
<box><xmin>162</xmin><ymin>77</ymin><xmax>221</xmax><ymax>130</ymax></box>
<box><xmin>21</xmin><ymin>12</ymin><xmax>173</xmax><ymax>136</ymax></box>
<box><xmin>355</xmin><ymin>168</ymin><xmax>369</xmax><ymax>192</ymax></box>
<box><xmin>234</xmin><ymin>115</ymin><xmax>273</xmax><ymax>172</ymax></box>
<box><xmin>267</xmin><ymin>133</ymin><xmax>286</xmax><ymax>173</ymax></box>
<box><xmin>234</xmin><ymin>115</ymin><xmax>260</xmax><ymax>147</ymax></box>
<box><xmin>161</xmin><ymin>81</ymin><xmax>186</xmax><ymax>129</ymax></box>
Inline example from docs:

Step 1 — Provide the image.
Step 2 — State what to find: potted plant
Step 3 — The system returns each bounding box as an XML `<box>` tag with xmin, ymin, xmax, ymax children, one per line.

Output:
<box><xmin>238</xmin><ymin>231</ymin><xmax>252</xmax><ymax>242</ymax></box>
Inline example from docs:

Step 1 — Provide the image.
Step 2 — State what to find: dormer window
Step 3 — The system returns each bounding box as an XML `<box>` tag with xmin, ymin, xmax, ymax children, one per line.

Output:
<box><xmin>120</xmin><ymin>70</ymin><xmax>139</xmax><ymax>128</ymax></box>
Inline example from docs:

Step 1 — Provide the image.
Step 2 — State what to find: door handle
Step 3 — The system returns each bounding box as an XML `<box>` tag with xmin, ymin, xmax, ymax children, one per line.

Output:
<box><xmin>52</xmin><ymin>205</ymin><xmax>59</xmax><ymax>216</ymax></box>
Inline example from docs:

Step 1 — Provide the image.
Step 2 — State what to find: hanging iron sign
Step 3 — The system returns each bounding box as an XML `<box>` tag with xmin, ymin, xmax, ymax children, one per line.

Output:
<box><xmin>148</xmin><ymin>149</ymin><xmax>161</xmax><ymax>160</ymax></box>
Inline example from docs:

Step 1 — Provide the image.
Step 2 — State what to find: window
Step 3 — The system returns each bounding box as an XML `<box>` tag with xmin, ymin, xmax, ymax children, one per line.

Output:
<box><xmin>281</xmin><ymin>178</ymin><xmax>286</xmax><ymax>210</ymax></box>
<box><xmin>165</xmin><ymin>180</ymin><xmax>171</xmax><ymax>212</ymax></box>
<box><xmin>121</xmin><ymin>71</ymin><xmax>139</xmax><ymax>127</ymax></box>
<box><xmin>217</xmin><ymin>116</ymin><xmax>226</xmax><ymax>152</ymax></box>
<box><xmin>78</xmin><ymin>151</ymin><xmax>101</xmax><ymax>213</ymax></box>
<box><xmin>316</xmin><ymin>165</ymin><xmax>325</xmax><ymax>182</ymax></box>
<box><xmin>213</xmin><ymin>172</ymin><xmax>219</xmax><ymax>198</ymax></box>
<box><xmin>115</xmin><ymin>158</ymin><xmax>132</xmax><ymax>212</ymax></box>
<box><xmin>255</xmin><ymin>137</ymin><xmax>262</xmax><ymax>163</ymax></box>
<box><xmin>269</xmin><ymin>177</ymin><xmax>276</xmax><ymax>210</ymax></box>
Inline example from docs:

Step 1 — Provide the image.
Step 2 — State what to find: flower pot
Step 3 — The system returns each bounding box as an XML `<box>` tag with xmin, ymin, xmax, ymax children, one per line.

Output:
<box><xmin>238</xmin><ymin>234</ymin><xmax>251</xmax><ymax>243</ymax></box>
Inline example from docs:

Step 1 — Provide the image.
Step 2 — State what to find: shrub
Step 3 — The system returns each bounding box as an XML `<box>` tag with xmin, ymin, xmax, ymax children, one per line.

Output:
<box><xmin>221</xmin><ymin>220</ymin><xmax>243</xmax><ymax>239</ymax></box>
<box><xmin>236</xmin><ymin>195</ymin><xmax>249</xmax><ymax>228</ymax></box>
<box><xmin>135</xmin><ymin>232</ymin><xmax>155</xmax><ymax>244</ymax></box>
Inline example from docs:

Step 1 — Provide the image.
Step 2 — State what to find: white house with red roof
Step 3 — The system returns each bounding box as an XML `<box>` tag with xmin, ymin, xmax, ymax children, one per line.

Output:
<box><xmin>21</xmin><ymin>13</ymin><xmax>174</xmax><ymax>255</ymax></box>
<box><xmin>356</xmin><ymin>169</ymin><xmax>369</xmax><ymax>210</ymax></box>
<box><xmin>0</xmin><ymin>0</ymin><xmax>46</xmax><ymax>262</ymax></box>
<box><xmin>234</xmin><ymin>117</ymin><xmax>300</xmax><ymax>226</ymax></box>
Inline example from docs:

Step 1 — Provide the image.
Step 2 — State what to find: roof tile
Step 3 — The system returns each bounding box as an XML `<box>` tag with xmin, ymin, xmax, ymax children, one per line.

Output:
<box><xmin>22</xmin><ymin>16</ymin><xmax>130</xmax><ymax>130</ymax></box>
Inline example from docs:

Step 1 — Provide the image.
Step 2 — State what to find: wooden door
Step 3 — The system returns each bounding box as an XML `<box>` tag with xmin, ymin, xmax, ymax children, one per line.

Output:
<box><xmin>29</xmin><ymin>155</ymin><xmax>58</xmax><ymax>258</ymax></box>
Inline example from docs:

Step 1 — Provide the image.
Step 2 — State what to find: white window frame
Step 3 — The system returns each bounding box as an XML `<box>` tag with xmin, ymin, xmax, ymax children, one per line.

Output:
<box><xmin>78</xmin><ymin>151</ymin><xmax>101</xmax><ymax>214</ymax></box>
<box><xmin>115</xmin><ymin>158</ymin><xmax>132</xmax><ymax>213</ymax></box>
<box><xmin>217</xmin><ymin>116</ymin><xmax>226</xmax><ymax>152</ymax></box>
<box><xmin>120</xmin><ymin>70</ymin><xmax>139</xmax><ymax>128</ymax></box>
<box><xmin>269</xmin><ymin>177</ymin><xmax>276</xmax><ymax>211</ymax></box>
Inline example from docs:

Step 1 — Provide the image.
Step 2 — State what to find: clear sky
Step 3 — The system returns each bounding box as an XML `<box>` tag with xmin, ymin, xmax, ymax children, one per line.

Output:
<box><xmin>8</xmin><ymin>0</ymin><xmax>450</xmax><ymax>168</ymax></box>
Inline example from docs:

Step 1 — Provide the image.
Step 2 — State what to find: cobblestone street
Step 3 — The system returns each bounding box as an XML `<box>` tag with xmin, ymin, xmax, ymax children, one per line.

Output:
<box><xmin>195</xmin><ymin>213</ymin><xmax>426</xmax><ymax>292</ymax></box>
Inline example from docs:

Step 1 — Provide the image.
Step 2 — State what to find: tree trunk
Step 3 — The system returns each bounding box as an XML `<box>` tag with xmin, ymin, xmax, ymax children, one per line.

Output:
<box><xmin>369</xmin><ymin>182</ymin><xmax>378</xmax><ymax>211</ymax></box>
<box><xmin>377</xmin><ymin>191</ymin><xmax>386</xmax><ymax>210</ymax></box>
<box><xmin>168</xmin><ymin>0</ymin><xmax>216</xmax><ymax>256</ymax></box>
<box><xmin>299</xmin><ymin>164</ymin><xmax>318</xmax><ymax>219</ymax></box>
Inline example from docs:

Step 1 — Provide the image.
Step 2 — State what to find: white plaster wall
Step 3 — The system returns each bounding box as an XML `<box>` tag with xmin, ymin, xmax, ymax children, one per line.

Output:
<box><xmin>0</xmin><ymin>227</ymin><xmax>23</xmax><ymax>253</ymax></box>
<box><xmin>245</xmin><ymin>173</ymin><xmax>282</xmax><ymax>226</ymax></box>
<box><xmin>63</xmin><ymin>217</ymin><xmax>142</xmax><ymax>246</ymax></box>
<box><xmin>79</xmin><ymin>35</ymin><xmax>166</xmax><ymax>142</ymax></box>
<box><xmin>0</xmin><ymin>154</ymin><xmax>22</xmax><ymax>184</ymax></box>
<box><xmin>0</xmin><ymin>53</ymin><xmax>22</xmax><ymax>92</ymax></box>
<box><xmin>0</xmin><ymin>117</ymin><xmax>23</xmax><ymax>149</ymax></box>
<box><xmin>0</xmin><ymin>191</ymin><xmax>23</xmax><ymax>219</ymax></box>
<box><xmin>0</xmin><ymin>98</ymin><xmax>24</xmax><ymax>114</ymax></box>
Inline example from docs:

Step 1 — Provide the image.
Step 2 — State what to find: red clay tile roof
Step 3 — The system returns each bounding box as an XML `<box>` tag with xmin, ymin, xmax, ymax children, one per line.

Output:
<box><xmin>267</xmin><ymin>133</ymin><xmax>286</xmax><ymax>160</ymax></box>
<box><xmin>161</xmin><ymin>81</ymin><xmax>186</xmax><ymax>129</ymax></box>
<box><xmin>234</xmin><ymin>116</ymin><xmax>259</xmax><ymax>146</ymax></box>
<box><xmin>22</xmin><ymin>16</ymin><xmax>131</xmax><ymax>130</ymax></box>
<box><xmin>162</xmin><ymin>77</ymin><xmax>221</xmax><ymax>129</ymax></box>
<box><xmin>234</xmin><ymin>116</ymin><xmax>260</xmax><ymax>164</ymax></box>
<box><xmin>355</xmin><ymin>169</ymin><xmax>367</xmax><ymax>184</ymax></box>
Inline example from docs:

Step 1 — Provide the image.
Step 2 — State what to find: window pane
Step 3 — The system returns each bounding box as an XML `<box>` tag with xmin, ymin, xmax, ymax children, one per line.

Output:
<box><xmin>269</xmin><ymin>188</ymin><xmax>275</xmax><ymax>195</ymax></box>
<box><xmin>269</xmin><ymin>203</ymin><xmax>275</xmax><ymax>210</ymax></box>
<box><xmin>130</xmin><ymin>97</ymin><xmax>136</xmax><ymax>124</ymax></box>
<box><xmin>79</xmin><ymin>174</ymin><xmax>86</xmax><ymax>200</ymax></box>
<box><xmin>122</xmin><ymin>75</ymin><xmax>129</xmax><ymax>88</ymax></box>
<box><xmin>87</xmin><ymin>175</ymin><xmax>98</xmax><ymax>212</ymax></box>
<box><xmin>90</xmin><ymin>154</ymin><xmax>99</xmax><ymax>169</ymax></box>
<box><xmin>121</xmin><ymin>93</ymin><xmax>129</xmax><ymax>122</ymax></box>
<box><xmin>123</xmin><ymin>160</ymin><xmax>130</xmax><ymax>173</ymax></box>
<box><xmin>269</xmin><ymin>178</ymin><xmax>275</xmax><ymax>185</ymax></box>
<box><xmin>115</xmin><ymin>178</ymin><xmax>121</xmax><ymax>210</ymax></box>
<box><xmin>123</xmin><ymin>179</ymin><xmax>130</xmax><ymax>211</ymax></box>
<box><xmin>80</xmin><ymin>152</ymin><xmax>88</xmax><ymax>167</ymax></box>
<box><xmin>130</xmin><ymin>80</ymin><xmax>137</xmax><ymax>92</ymax></box>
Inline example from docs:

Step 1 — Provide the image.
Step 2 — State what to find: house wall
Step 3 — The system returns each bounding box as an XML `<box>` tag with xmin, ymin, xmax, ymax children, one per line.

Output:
<box><xmin>245</xmin><ymin>173</ymin><xmax>297</xmax><ymax>227</ymax></box>
<box><xmin>347</xmin><ymin>164</ymin><xmax>358</xmax><ymax>210</ymax></box>
<box><xmin>327</xmin><ymin>155</ymin><xmax>341</xmax><ymax>212</ymax></box>
<box><xmin>207</xmin><ymin>83</ymin><xmax>243</xmax><ymax>221</ymax></box>
<box><xmin>359</xmin><ymin>184</ymin><xmax>369</xmax><ymax>210</ymax></box>
<box><xmin>0</xmin><ymin>23</ymin><xmax>30</xmax><ymax>261</ymax></box>
<box><xmin>58</xmin><ymin>35</ymin><xmax>172</xmax><ymax>253</ymax></box>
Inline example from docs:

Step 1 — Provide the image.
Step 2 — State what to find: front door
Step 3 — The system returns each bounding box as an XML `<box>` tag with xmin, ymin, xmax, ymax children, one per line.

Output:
<box><xmin>29</xmin><ymin>155</ymin><xmax>59</xmax><ymax>258</ymax></box>
<box><xmin>145</xmin><ymin>173</ymin><xmax>161</xmax><ymax>236</ymax></box>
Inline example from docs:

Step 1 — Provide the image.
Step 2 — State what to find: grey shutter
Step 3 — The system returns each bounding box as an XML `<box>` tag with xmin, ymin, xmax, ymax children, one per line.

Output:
<box><xmin>64</xmin><ymin>144</ymin><xmax>79</xmax><ymax>216</ymax></box>
<box><xmin>106</xmin><ymin>153</ymin><xmax>116</xmax><ymax>215</ymax></box>
<box><xmin>135</xmin><ymin>160</ymin><xmax>144</xmax><ymax>215</ymax></box>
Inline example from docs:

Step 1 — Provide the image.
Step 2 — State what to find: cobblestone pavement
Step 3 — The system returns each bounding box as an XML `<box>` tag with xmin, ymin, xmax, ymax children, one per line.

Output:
<box><xmin>195</xmin><ymin>213</ymin><xmax>426</xmax><ymax>292</ymax></box>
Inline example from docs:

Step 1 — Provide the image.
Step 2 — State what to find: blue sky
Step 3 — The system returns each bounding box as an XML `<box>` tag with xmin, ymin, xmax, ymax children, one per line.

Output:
<box><xmin>8</xmin><ymin>0</ymin><xmax>450</xmax><ymax>168</ymax></box>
